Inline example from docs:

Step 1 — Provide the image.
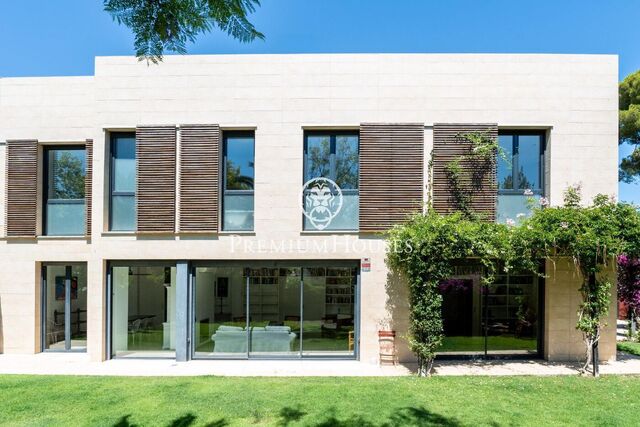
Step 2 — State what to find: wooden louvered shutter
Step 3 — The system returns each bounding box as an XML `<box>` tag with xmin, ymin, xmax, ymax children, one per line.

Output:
<box><xmin>432</xmin><ymin>123</ymin><xmax>498</xmax><ymax>220</ymax></box>
<box><xmin>85</xmin><ymin>139</ymin><xmax>93</xmax><ymax>237</ymax></box>
<box><xmin>359</xmin><ymin>123</ymin><xmax>424</xmax><ymax>232</ymax></box>
<box><xmin>135</xmin><ymin>126</ymin><xmax>177</xmax><ymax>233</ymax></box>
<box><xmin>179</xmin><ymin>124</ymin><xmax>220</xmax><ymax>232</ymax></box>
<box><xmin>6</xmin><ymin>140</ymin><xmax>38</xmax><ymax>237</ymax></box>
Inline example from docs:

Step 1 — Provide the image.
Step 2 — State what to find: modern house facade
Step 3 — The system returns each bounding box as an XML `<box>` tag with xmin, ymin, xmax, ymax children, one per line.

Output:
<box><xmin>0</xmin><ymin>54</ymin><xmax>619</xmax><ymax>366</ymax></box>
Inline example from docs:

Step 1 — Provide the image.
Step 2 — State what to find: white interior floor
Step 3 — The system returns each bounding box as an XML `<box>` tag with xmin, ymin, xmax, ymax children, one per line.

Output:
<box><xmin>1</xmin><ymin>353</ymin><xmax>640</xmax><ymax>376</ymax></box>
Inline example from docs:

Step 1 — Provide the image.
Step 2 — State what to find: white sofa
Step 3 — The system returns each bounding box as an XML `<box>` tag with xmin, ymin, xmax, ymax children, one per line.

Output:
<box><xmin>211</xmin><ymin>325</ymin><xmax>296</xmax><ymax>353</ymax></box>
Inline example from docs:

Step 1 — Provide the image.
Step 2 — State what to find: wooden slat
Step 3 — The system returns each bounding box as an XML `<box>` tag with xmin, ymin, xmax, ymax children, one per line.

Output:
<box><xmin>179</xmin><ymin>124</ymin><xmax>220</xmax><ymax>232</ymax></box>
<box><xmin>85</xmin><ymin>139</ymin><xmax>93</xmax><ymax>237</ymax></box>
<box><xmin>359</xmin><ymin>123</ymin><xmax>424</xmax><ymax>232</ymax></box>
<box><xmin>6</xmin><ymin>140</ymin><xmax>38</xmax><ymax>237</ymax></box>
<box><xmin>432</xmin><ymin>123</ymin><xmax>498</xmax><ymax>220</ymax></box>
<box><xmin>136</xmin><ymin>126</ymin><xmax>177</xmax><ymax>233</ymax></box>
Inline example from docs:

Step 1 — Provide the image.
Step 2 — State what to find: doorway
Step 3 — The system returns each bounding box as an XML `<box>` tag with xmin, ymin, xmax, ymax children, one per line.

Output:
<box><xmin>109</xmin><ymin>264</ymin><xmax>177</xmax><ymax>359</ymax></box>
<box><xmin>438</xmin><ymin>272</ymin><xmax>542</xmax><ymax>358</ymax></box>
<box><xmin>41</xmin><ymin>263</ymin><xmax>87</xmax><ymax>352</ymax></box>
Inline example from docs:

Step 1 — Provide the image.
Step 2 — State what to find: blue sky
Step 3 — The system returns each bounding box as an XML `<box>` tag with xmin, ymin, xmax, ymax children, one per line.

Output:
<box><xmin>0</xmin><ymin>0</ymin><xmax>638</xmax><ymax>203</ymax></box>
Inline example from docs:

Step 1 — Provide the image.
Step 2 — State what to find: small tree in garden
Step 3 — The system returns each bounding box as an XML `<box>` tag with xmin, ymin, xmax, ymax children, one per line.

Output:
<box><xmin>388</xmin><ymin>183</ymin><xmax>640</xmax><ymax>377</ymax></box>
<box><xmin>510</xmin><ymin>187</ymin><xmax>639</xmax><ymax>376</ymax></box>
<box><xmin>618</xmin><ymin>255</ymin><xmax>640</xmax><ymax>336</ymax></box>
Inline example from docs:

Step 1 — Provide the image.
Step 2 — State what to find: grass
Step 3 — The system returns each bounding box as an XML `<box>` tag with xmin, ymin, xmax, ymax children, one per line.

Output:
<box><xmin>0</xmin><ymin>375</ymin><xmax>639</xmax><ymax>426</ymax></box>
<box><xmin>618</xmin><ymin>341</ymin><xmax>640</xmax><ymax>356</ymax></box>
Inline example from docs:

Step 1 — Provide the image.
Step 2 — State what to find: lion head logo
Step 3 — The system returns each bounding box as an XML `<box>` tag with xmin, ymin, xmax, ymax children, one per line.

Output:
<box><xmin>301</xmin><ymin>177</ymin><xmax>343</xmax><ymax>230</ymax></box>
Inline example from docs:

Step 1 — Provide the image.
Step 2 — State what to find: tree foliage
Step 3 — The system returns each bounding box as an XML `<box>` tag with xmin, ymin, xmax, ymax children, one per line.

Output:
<box><xmin>104</xmin><ymin>0</ymin><xmax>264</xmax><ymax>63</ymax></box>
<box><xmin>52</xmin><ymin>152</ymin><xmax>85</xmax><ymax>199</ymax></box>
<box><xmin>619</xmin><ymin>70</ymin><xmax>640</xmax><ymax>183</ymax></box>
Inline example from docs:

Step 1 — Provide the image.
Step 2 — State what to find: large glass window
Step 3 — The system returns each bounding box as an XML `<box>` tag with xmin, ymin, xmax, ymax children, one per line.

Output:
<box><xmin>42</xmin><ymin>263</ymin><xmax>87</xmax><ymax>351</ymax></box>
<box><xmin>194</xmin><ymin>266</ymin><xmax>248</xmax><ymax>358</ymax></box>
<box><xmin>111</xmin><ymin>264</ymin><xmax>177</xmax><ymax>358</ymax></box>
<box><xmin>110</xmin><ymin>133</ymin><xmax>136</xmax><ymax>231</ymax></box>
<box><xmin>497</xmin><ymin>131</ymin><xmax>545</xmax><ymax>224</ymax></box>
<box><xmin>222</xmin><ymin>132</ymin><xmax>254</xmax><ymax>231</ymax></box>
<box><xmin>303</xmin><ymin>132</ymin><xmax>359</xmax><ymax>231</ymax></box>
<box><xmin>438</xmin><ymin>265</ymin><xmax>540</xmax><ymax>357</ymax></box>
<box><xmin>302</xmin><ymin>267</ymin><xmax>356</xmax><ymax>356</ymax></box>
<box><xmin>193</xmin><ymin>263</ymin><xmax>357</xmax><ymax>359</ymax></box>
<box><xmin>43</xmin><ymin>147</ymin><xmax>86</xmax><ymax>236</ymax></box>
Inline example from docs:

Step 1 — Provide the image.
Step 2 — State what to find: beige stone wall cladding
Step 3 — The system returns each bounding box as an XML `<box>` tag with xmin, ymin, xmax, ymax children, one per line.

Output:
<box><xmin>544</xmin><ymin>259</ymin><xmax>618</xmax><ymax>363</ymax></box>
<box><xmin>0</xmin><ymin>54</ymin><xmax>619</xmax><ymax>364</ymax></box>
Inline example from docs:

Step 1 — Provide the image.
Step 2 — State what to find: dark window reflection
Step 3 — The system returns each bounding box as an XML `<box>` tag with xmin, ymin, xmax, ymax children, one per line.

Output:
<box><xmin>44</xmin><ymin>147</ymin><xmax>86</xmax><ymax>235</ymax></box>
<box><xmin>225</xmin><ymin>135</ymin><xmax>255</xmax><ymax>190</ymax></box>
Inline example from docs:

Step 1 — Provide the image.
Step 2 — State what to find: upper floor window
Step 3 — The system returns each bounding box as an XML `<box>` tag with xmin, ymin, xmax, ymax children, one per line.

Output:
<box><xmin>303</xmin><ymin>131</ymin><xmax>359</xmax><ymax>231</ymax></box>
<box><xmin>222</xmin><ymin>132</ymin><xmax>254</xmax><ymax>231</ymax></box>
<box><xmin>109</xmin><ymin>133</ymin><xmax>136</xmax><ymax>231</ymax></box>
<box><xmin>497</xmin><ymin>131</ymin><xmax>545</xmax><ymax>224</ymax></box>
<box><xmin>43</xmin><ymin>146</ymin><xmax>86</xmax><ymax>235</ymax></box>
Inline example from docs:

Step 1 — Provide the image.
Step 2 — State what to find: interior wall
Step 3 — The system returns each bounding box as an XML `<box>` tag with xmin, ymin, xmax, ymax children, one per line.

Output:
<box><xmin>45</xmin><ymin>267</ymin><xmax>66</xmax><ymax>330</ymax></box>
<box><xmin>195</xmin><ymin>271</ymin><xmax>215</xmax><ymax>323</ymax></box>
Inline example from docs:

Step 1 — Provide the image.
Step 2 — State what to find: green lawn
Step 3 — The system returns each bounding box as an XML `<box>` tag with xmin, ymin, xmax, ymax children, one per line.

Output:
<box><xmin>1</xmin><ymin>375</ymin><xmax>639</xmax><ymax>426</ymax></box>
<box><xmin>618</xmin><ymin>341</ymin><xmax>640</xmax><ymax>356</ymax></box>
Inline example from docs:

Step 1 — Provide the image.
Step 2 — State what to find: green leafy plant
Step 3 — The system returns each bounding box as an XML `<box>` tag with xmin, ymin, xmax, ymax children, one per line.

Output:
<box><xmin>388</xmin><ymin>211</ymin><xmax>511</xmax><ymax>376</ymax></box>
<box><xmin>388</xmin><ymin>184</ymin><xmax>640</xmax><ymax>377</ymax></box>
<box><xmin>444</xmin><ymin>132</ymin><xmax>507</xmax><ymax>218</ymax></box>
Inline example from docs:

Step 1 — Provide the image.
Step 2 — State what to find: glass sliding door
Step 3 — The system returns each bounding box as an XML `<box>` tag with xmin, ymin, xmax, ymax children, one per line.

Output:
<box><xmin>191</xmin><ymin>262</ymin><xmax>357</xmax><ymax>359</ymax></box>
<box><xmin>248</xmin><ymin>268</ymin><xmax>300</xmax><ymax>357</ymax></box>
<box><xmin>111</xmin><ymin>264</ymin><xmax>176</xmax><ymax>358</ymax></box>
<box><xmin>42</xmin><ymin>264</ymin><xmax>87</xmax><ymax>351</ymax></box>
<box><xmin>486</xmin><ymin>274</ymin><xmax>539</xmax><ymax>355</ymax></box>
<box><xmin>438</xmin><ymin>277</ymin><xmax>485</xmax><ymax>355</ymax></box>
<box><xmin>437</xmin><ymin>270</ymin><xmax>541</xmax><ymax>358</ymax></box>
<box><xmin>302</xmin><ymin>267</ymin><xmax>355</xmax><ymax>357</ymax></box>
<box><xmin>193</xmin><ymin>266</ymin><xmax>248</xmax><ymax>358</ymax></box>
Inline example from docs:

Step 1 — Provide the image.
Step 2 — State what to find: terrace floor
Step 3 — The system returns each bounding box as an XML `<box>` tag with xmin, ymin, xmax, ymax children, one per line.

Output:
<box><xmin>2</xmin><ymin>352</ymin><xmax>640</xmax><ymax>376</ymax></box>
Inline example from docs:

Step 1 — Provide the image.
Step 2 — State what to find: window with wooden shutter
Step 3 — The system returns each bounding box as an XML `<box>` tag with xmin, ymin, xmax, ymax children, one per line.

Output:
<box><xmin>6</xmin><ymin>139</ymin><xmax>38</xmax><ymax>237</ymax></box>
<box><xmin>179</xmin><ymin>124</ymin><xmax>220</xmax><ymax>232</ymax></box>
<box><xmin>85</xmin><ymin>139</ymin><xmax>93</xmax><ymax>236</ymax></box>
<box><xmin>136</xmin><ymin>125</ymin><xmax>177</xmax><ymax>233</ymax></box>
<box><xmin>432</xmin><ymin>123</ymin><xmax>498</xmax><ymax>220</ymax></box>
<box><xmin>359</xmin><ymin>123</ymin><xmax>424</xmax><ymax>232</ymax></box>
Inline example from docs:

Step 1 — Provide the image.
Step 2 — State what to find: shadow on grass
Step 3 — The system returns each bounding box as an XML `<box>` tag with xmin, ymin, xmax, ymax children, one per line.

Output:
<box><xmin>112</xmin><ymin>413</ymin><xmax>228</xmax><ymax>427</ymax></box>
<box><xmin>112</xmin><ymin>406</ymin><xmax>457</xmax><ymax>427</ymax></box>
<box><xmin>279</xmin><ymin>406</ymin><xmax>462</xmax><ymax>427</ymax></box>
<box><xmin>168</xmin><ymin>413</ymin><xmax>197</xmax><ymax>427</ymax></box>
<box><xmin>113</xmin><ymin>415</ymin><xmax>137</xmax><ymax>427</ymax></box>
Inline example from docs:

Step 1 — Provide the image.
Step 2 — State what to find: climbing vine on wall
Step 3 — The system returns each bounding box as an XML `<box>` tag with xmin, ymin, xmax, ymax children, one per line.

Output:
<box><xmin>444</xmin><ymin>132</ymin><xmax>506</xmax><ymax>218</ymax></box>
<box><xmin>389</xmin><ymin>178</ymin><xmax>640</xmax><ymax>377</ymax></box>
